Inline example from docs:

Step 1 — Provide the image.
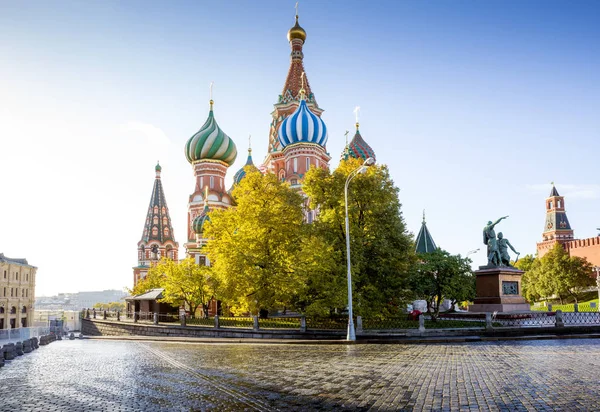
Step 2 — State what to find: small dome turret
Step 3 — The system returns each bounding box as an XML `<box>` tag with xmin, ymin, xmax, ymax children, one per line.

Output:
<box><xmin>347</xmin><ymin>123</ymin><xmax>376</xmax><ymax>162</ymax></box>
<box><xmin>232</xmin><ymin>147</ymin><xmax>258</xmax><ymax>186</ymax></box>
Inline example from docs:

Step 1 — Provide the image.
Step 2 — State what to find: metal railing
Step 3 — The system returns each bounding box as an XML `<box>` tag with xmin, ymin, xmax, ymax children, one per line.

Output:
<box><xmin>80</xmin><ymin>309</ymin><xmax>600</xmax><ymax>333</ymax></box>
<box><xmin>0</xmin><ymin>326</ymin><xmax>50</xmax><ymax>343</ymax></box>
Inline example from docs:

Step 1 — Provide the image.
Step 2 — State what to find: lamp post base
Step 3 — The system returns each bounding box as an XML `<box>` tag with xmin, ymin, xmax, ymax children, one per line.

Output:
<box><xmin>347</xmin><ymin>321</ymin><xmax>356</xmax><ymax>341</ymax></box>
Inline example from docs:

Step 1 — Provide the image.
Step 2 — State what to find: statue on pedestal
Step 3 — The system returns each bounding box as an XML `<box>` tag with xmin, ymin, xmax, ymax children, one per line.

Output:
<box><xmin>482</xmin><ymin>216</ymin><xmax>520</xmax><ymax>267</ymax></box>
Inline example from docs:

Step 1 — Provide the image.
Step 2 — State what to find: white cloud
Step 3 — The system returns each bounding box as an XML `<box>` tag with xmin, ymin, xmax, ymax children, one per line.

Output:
<box><xmin>526</xmin><ymin>183</ymin><xmax>600</xmax><ymax>199</ymax></box>
<box><xmin>121</xmin><ymin>121</ymin><xmax>171</xmax><ymax>147</ymax></box>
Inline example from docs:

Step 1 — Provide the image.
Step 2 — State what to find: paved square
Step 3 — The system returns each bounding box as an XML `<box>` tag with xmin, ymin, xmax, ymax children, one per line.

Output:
<box><xmin>1</xmin><ymin>339</ymin><xmax>599</xmax><ymax>411</ymax></box>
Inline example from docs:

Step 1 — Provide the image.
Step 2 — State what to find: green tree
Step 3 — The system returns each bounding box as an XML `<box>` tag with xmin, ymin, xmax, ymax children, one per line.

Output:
<box><xmin>302</xmin><ymin>158</ymin><xmax>414</xmax><ymax>317</ymax></box>
<box><xmin>544</xmin><ymin>244</ymin><xmax>594</xmax><ymax>304</ymax></box>
<box><xmin>514</xmin><ymin>255</ymin><xmax>547</xmax><ymax>303</ymax></box>
<box><xmin>129</xmin><ymin>268</ymin><xmax>163</xmax><ymax>296</ymax></box>
<box><xmin>204</xmin><ymin>170</ymin><xmax>306</xmax><ymax>316</ymax></box>
<box><xmin>408</xmin><ymin>249</ymin><xmax>474</xmax><ymax>320</ymax></box>
<box><xmin>148</xmin><ymin>257</ymin><xmax>217</xmax><ymax>317</ymax></box>
<box><xmin>519</xmin><ymin>245</ymin><xmax>595</xmax><ymax>304</ymax></box>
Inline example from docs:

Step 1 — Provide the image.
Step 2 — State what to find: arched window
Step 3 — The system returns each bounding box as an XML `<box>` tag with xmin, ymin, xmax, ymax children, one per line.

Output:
<box><xmin>163</xmin><ymin>217</ymin><xmax>168</xmax><ymax>226</ymax></box>
<box><xmin>0</xmin><ymin>307</ymin><xmax>4</xmax><ymax>314</ymax></box>
<box><xmin>164</xmin><ymin>228</ymin><xmax>169</xmax><ymax>236</ymax></box>
<box><xmin>153</xmin><ymin>216</ymin><xmax>159</xmax><ymax>225</ymax></box>
<box><xmin>10</xmin><ymin>306</ymin><xmax>16</xmax><ymax>314</ymax></box>
<box><xmin>21</xmin><ymin>306</ymin><xmax>27</xmax><ymax>314</ymax></box>
<box><xmin>153</xmin><ymin>206</ymin><xmax>158</xmax><ymax>214</ymax></box>
<box><xmin>152</xmin><ymin>227</ymin><xmax>158</xmax><ymax>236</ymax></box>
<box><xmin>279</xmin><ymin>170</ymin><xmax>285</xmax><ymax>181</ymax></box>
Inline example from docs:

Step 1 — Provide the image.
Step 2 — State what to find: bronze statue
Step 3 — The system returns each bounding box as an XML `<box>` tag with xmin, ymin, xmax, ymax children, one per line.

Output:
<box><xmin>483</xmin><ymin>216</ymin><xmax>508</xmax><ymax>266</ymax></box>
<box><xmin>497</xmin><ymin>232</ymin><xmax>519</xmax><ymax>266</ymax></box>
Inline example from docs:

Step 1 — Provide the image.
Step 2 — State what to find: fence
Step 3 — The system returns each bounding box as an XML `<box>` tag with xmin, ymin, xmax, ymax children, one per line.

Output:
<box><xmin>81</xmin><ymin>309</ymin><xmax>600</xmax><ymax>333</ymax></box>
<box><xmin>531</xmin><ymin>302</ymin><xmax>599</xmax><ymax>313</ymax></box>
<box><xmin>0</xmin><ymin>326</ymin><xmax>50</xmax><ymax>343</ymax></box>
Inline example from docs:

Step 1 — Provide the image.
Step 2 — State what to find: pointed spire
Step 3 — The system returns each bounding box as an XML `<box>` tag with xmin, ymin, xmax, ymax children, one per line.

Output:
<box><xmin>282</xmin><ymin>9</ymin><xmax>313</xmax><ymax>103</ymax></box>
<box><xmin>415</xmin><ymin>212</ymin><xmax>437</xmax><ymax>254</ymax></box>
<box><xmin>550</xmin><ymin>182</ymin><xmax>560</xmax><ymax>197</ymax></box>
<box><xmin>140</xmin><ymin>164</ymin><xmax>177</xmax><ymax>244</ymax></box>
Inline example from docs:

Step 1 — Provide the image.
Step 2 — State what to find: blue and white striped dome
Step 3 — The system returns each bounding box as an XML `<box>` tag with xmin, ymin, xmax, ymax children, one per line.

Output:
<box><xmin>278</xmin><ymin>99</ymin><xmax>328</xmax><ymax>148</ymax></box>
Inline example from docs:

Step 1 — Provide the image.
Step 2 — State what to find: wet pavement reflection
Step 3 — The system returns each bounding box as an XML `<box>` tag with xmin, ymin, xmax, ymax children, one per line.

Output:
<box><xmin>1</xmin><ymin>339</ymin><xmax>600</xmax><ymax>411</ymax></box>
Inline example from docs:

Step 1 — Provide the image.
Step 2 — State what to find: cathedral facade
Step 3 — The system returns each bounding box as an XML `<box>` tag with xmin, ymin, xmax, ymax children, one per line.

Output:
<box><xmin>133</xmin><ymin>12</ymin><xmax>377</xmax><ymax>283</ymax></box>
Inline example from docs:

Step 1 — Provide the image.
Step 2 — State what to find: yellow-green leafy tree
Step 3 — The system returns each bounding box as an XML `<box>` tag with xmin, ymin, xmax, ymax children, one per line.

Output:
<box><xmin>302</xmin><ymin>158</ymin><xmax>415</xmax><ymax>318</ymax></box>
<box><xmin>147</xmin><ymin>257</ymin><xmax>217</xmax><ymax>317</ymax></box>
<box><xmin>203</xmin><ymin>169</ymin><xmax>305</xmax><ymax>316</ymax></box>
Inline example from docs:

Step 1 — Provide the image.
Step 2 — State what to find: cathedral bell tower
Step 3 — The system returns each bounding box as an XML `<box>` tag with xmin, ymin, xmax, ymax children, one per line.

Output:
<box><xmin>262</xmin><ymin>12</ymin><xmax>330</xmax><ymax>182</ymax></box>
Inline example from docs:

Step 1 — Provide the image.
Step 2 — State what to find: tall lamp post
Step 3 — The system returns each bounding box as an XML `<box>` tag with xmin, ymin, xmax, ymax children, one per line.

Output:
<box><xmin>344</xmin><ymin>157</ymin><xmax>375</xmax><ymax>341</ymax></box>
<box><xmin>594</xmin><ymin>266</ymin><xmax>600</xmax><ymax>308</ymax></box>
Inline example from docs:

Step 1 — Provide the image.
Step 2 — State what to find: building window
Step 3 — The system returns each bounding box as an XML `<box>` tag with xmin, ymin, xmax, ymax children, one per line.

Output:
<box><xmin>3</xmin><ymin>287</ymin><xmax>5</xmax><ymax>297</ymax></box>
<box><xmin>154</xmin><ymin>206</ymin><xmax>158</xmax><ymax>214</ymax></box>
<box><xmin>22</xmin><ymin>306</ymin><xmax>26</xmax><ymax>314</ymax></box>
<box><xmin>279</xmin><ymin>170</ymin><xmax>285</xmax><ymax>181</ymax></box>
<box><xmin>10</xmin><ymin>306</ymin><xmax>16</xmax><ymax>314</ymax></box>
<box><xmin>26</xmin><ymin>289</ymin><xmax>28</xmax><ymax>297</ymax></box>
<box><xmin>26</xmin><ymin>273</ymin><xmax>28</xmax><ymax>281</ymax></box>
<box><xmin>15</xmin><ymin>272</ymin><xmax>18</xmax><ymax>280</ymax></box>
<box><xmin>316</xmin><ymin>159</ymin><xmax>319</xmax><ymax>168</ymax></box>
<box><xmin>549</xmin><ymin>201</ymin><xmax>553</xmax><ymax>209</ymax></box>
<box><xmin>210</xmin><ymin>176</ymin><xmax>214</xmax><ymax>189</ymax></box>
<box><xmin>22</xmin><ymin>289</ymin><xmax>24</xmax><ymax>297</ymax></box>
<box><xmin>153</xmin><ymin>216</ymin><xmax>159</xmax><ymax>225</ymax></box>
<box><xmin>3</xmin><ymin>270</ymin><xmax>6</xmax><ymax>279</ymax></box>
<box><xmin>306</xmin><ymin>158</ymin><xmax>310</xmax><ymax>170</ymax></box>
<box><xmin>557</xmin><ymin>200</ymin><xmax>561</xmax><ymax>208</ymax></box>
<box><xmin>293</xmin><ymin>158</ymin><xmax>298</xmax><ymax>173</ymax></box>
<box><xmin>291</xmin><ymin>178</ymin><xmax>298</xmax><ymax>185</ymax></box>
<box><xmin>10</xmin><ymin>288</ymin><xmax>13</xmax><ymax>297</ymax></box>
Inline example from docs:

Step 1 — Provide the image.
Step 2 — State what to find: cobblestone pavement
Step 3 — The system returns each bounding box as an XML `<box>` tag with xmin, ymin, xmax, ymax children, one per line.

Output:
<box><xmin>1</xmin><ymin>339</ymin><xmax>600</xmax><ymax>411</ymax></box>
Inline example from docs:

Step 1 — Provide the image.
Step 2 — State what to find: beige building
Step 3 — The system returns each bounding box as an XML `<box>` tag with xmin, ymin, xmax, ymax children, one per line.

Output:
<box><xmin>0</xmin><ymin>253</ymin><xmax>36</xmax><ymax>329</ymax></box>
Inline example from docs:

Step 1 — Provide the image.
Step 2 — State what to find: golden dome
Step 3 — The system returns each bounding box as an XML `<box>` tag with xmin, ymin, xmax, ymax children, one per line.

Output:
<box><xmin>287</xmin><ymin>15</ymin><xmax>306</xmax><ymax>43</ymax></box>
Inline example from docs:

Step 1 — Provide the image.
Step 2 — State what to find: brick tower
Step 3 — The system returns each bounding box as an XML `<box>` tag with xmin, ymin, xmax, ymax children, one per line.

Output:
<box><xmin>133</xmin><ymin>163</ymin><xmax>179</xmax><ymax>287</ymax></box>
<box><xmin>536</xmin><ymin>184</ymin><xmax>574</xmax><ymax>258</ymax></box>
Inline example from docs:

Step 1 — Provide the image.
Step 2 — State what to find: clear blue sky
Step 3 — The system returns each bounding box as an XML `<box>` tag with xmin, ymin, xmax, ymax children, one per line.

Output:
<box><xmin>1</xmin><ymin>0</ymin><xmax>599</xmax><ymax>296</ymax></box>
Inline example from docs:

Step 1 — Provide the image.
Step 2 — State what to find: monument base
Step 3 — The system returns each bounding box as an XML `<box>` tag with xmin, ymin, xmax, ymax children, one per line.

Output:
<box><xmin>469</xmin><ymin>266</ymin><xmax>530</xmax><ymax>313</ymax></box>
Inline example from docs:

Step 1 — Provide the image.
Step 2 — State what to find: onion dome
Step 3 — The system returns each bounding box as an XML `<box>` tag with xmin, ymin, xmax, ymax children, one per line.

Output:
<box><xmin>278</xmin><ymin>99</ymin><xmax>328</xmax><ymax>148</ymax></box>
<box><xmin>233</xmin><ymin>147</ymin><xmax>258</xmax><ymax>186</ymax></box>
<box><xmin>348</xmin><ymin>123</ymin><xmax>376</xmax><ymax>162</ymax></box>
<box><xmin>185</xmin><ymin>100</ymin><xmax>238</xmax><ymax>166</ymax></box>
<box><xmin>287</xmin><ymin>15</ymin><xmax>306</xmax><ymax>43</ymax></box>
<box><xmin>155</xmin><ymin>162</ymin><xmax>162</xmax><ymax>172</ymax></box>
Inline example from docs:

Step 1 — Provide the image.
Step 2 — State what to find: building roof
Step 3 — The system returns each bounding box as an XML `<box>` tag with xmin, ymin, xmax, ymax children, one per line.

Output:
<box><xmin>0</xmin><ymin>253</ymin><xmax>31</xmax><ymax>266</ymax></box>
<box><xmin>550</xmin><ymin>184</ymin><xmax>560</xmax><ymax>197</ymax></box>
<box><xmin>139</xmin><ymin>165</ymin><xmax>177</xmax><ymax>245</ymax></box>
<box><xmin>128</xmin><ymin>288</ymin><xmax>164</xmax><ymax>301</ymax></box>
<box><xmin>415</xmin><ymin>213</ymin><xmax>437</xmax><ymax>254</ymax></box>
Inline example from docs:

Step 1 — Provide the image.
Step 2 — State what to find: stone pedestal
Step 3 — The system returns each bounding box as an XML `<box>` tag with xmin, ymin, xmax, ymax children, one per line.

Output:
<box><xmin>469</xmin><ymin>266</ymin><xmax>530</xmax><ymax>312</ymax></box>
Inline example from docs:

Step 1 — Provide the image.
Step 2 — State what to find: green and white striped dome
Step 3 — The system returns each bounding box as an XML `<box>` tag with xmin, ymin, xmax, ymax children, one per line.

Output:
<box><xmin>185</xmin><ymin>101</ymin><xmax>238</xmax><ymax>166</ymax></box>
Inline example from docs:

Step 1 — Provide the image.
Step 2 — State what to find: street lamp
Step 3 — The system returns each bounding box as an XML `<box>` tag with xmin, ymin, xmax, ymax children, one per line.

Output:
<box><xmin>344</xmin><ymin>157</ymin><xmax>375</xmax><ymax>341</ymax></box>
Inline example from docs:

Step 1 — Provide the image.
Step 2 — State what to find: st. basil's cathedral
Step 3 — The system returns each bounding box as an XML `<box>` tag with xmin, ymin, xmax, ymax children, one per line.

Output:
<box><xmin>132</xmin><ymin>13</ymin><xmax>377</xmax><ymax>287</ymax></box>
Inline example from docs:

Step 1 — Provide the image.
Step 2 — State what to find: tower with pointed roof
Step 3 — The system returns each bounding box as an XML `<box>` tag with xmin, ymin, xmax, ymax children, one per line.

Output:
<box><xmin>415</xmin><ymin>212</ymin><xmax>437</xmax><ymax>254</ymax></box>
<box><xmin>536</xmin><ymin>183</ymin><xmax>574</xmax><ymax>257</ymax></box>
<box><xmin>184</xmin><ymin>97</ymin><xmax>238</xmax><ymax>262</ymax></box>
<box><xmin>342</xmin><ymin>121</ymin><xmax>377</xmax><ymax>162</ymax></box>
<box><xmin>133</xmin><ymin>163</ymin><xmax>179</xmax><ymax>287</ymax></box>
<box><xmin>262</xmin><ymin>12</ymin><xmax>330</xmax><ymax>187</ymax></box>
